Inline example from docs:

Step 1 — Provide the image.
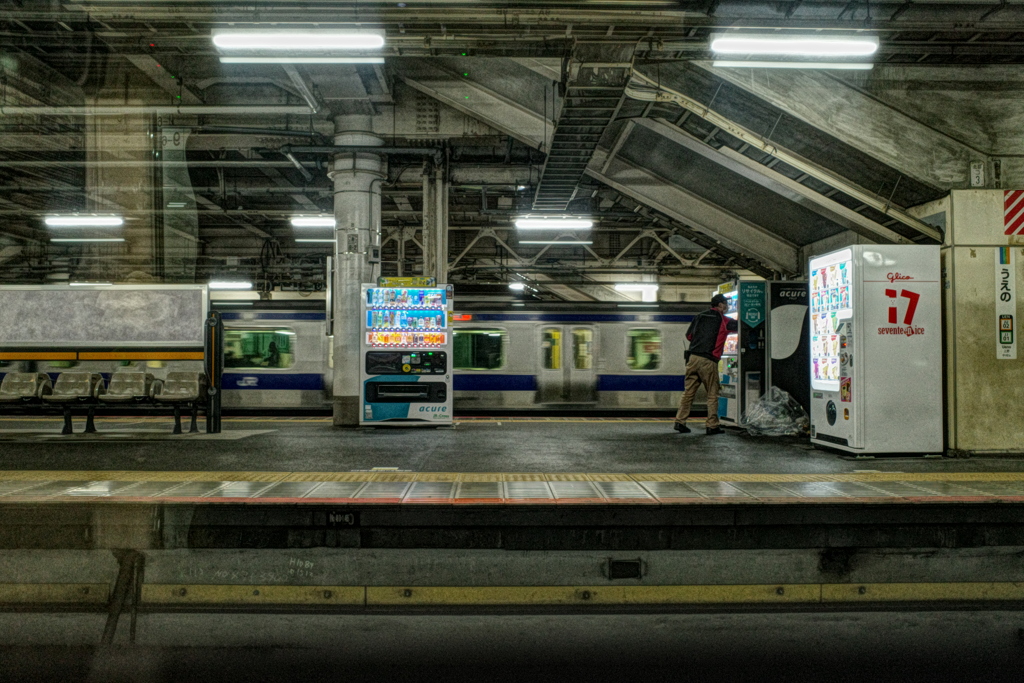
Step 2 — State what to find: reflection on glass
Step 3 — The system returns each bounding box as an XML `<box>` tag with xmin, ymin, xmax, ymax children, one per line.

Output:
<box><xmin>573</xmin><ymin>329</ymin><xmax>593</xmax><ymax>370</ymax></box>
<box><xmin>223</xmin><ymin>329</ymin><xmax>294</xmax><ymax>368</ymax></box>
<box><xmin>626</xmin><ymin>329</ymin><xmax>661</xmax><ymax>370</ymax></box>
<box><xmin>542</xmin><ymin>328</ymin><xmax>561</xmax><ymax>370</ymax></box>
<box><xmin>453</xmin><ymin>329</ymin><xmax>505</xmax><ymax>370</ymax></box>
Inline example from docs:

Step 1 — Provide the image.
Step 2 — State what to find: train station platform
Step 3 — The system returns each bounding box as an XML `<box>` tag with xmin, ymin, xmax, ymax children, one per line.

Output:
<box><xmin>0</xmin><ymin>415</ymin><xmax>1021</xmax><ymax>477</ymax></box>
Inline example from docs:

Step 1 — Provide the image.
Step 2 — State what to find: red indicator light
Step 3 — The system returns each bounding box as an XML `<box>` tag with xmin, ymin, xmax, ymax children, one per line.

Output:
<box><xmin>452</xmin><ymin>314</ymin><xmax>472</xmax><ymax>321</ymax></box>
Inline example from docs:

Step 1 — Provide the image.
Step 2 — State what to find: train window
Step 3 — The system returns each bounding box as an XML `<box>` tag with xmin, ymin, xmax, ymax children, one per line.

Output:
<box><xmin>541</xmin><ymin>328</ymin><xmax>561</xmax><ymax>370</ymax></box>
<box><xmin>626</xmin><ymin>329</ymin><xmax>661</xmax><ymax>370</ymax></box>
<box><xmin>572</xmin><ymin>328</ymin><xmax>593</xmax><ymax>370</ymax></box>
<box><xmin>453</xmin><ymin>329</ymin><xmax>506</xmax><ymax>370</ymax></box>
<box><xmin>223</xmin><ymin>329</ymin><xmax>295</xmax><ymax>369</ymax></box>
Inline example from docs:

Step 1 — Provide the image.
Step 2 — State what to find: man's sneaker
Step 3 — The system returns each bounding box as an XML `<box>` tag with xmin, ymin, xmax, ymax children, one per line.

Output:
<box><xmin>674</xmin><ymin>422</ymin><xmax>691</xmax><ymax>434</ymax></box>
<box><xmin>705</xmin><ymin>427</ymin><xmax>725</xmax><ymax>436</ymax></box>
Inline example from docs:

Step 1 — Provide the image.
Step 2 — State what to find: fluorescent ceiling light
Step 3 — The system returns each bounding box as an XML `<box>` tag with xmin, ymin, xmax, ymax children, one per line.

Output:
<box><xmin>166</xmin><ymin>202</ymin><xmax>188</xmax><ymax>208</ymax></box>
<box><xmin>519</xmin><ymin>240</ymin><xmax>593</xmax><ymax>245</ymax></box>
<box><xmin>212</xmin><ymin>29</ymin><xmax>386</xmax><ymax>51</ymax></box>
<box><xmin>291</xmin><ymin>216</ymin><xmax>336</xmax><ymax>227</ymax></box>
<box><xmin>220</xmin><ymin>57</ymin><xmax>385</xmax><ymax>64</ymax></box>
<box><xmin>44</xmin><ymin>215</ymin><xmax>123</xmax><ymax>227</ymax></box>
<box><xmin>618</xmin><ymin>303</ymin><xmax>658</xmax><ymax>308</ymax></box>
<box><xmin>209</xmin><ymin>281</ymin><xmax>254</xmax><ymax>290</ymax></box>
<box><xmin>514</xmin><ymin>218</ymin><xmax>593</xmax><ymax>230</ymax></box>
<box><xmin>710</xmin><ymin>33</ymin><xmax>878</xmax><ymax>57</ymax></box>
<box><xmin>615</xmin><ymin>283</ymin><xmax>660</xmax><ymax>302</ymax></box>
<box><xmin>508</xmin><ymin>282</ymin><xmax>526</xmax><ymax>291</ymax></box>
<box><xmin>295</xmin><ymin>239</ymin><xmax>337</xmax><ymax>243</ymax></box>
<box><xmin>713</xmin><ymin>60</ymin><xmax>873</xmax><ymax>70</ymax></box>
<box><xmin>50</xmin><ymin>238</ymin><xmax>125</xmax><ymax>243</ymax></box>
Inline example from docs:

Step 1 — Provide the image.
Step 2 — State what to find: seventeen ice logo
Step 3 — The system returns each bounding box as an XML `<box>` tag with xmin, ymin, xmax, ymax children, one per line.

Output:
<box><xmin>880</xmin><ymin>288</ymin><xmax>925</xmax><ymax>336</ymax></box>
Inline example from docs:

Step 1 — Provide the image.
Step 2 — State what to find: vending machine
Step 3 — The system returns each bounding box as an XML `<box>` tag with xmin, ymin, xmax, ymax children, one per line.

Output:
<box><xmin>808</xmin><ymin>245</ymin><xmax>942</xmax><ymax>454</ymax></box>
<box><xmin>717</xmin><ymin>281</ymin><xmax>767</xmax><ymax>425</ymax></box>
<box><xmin>360</xmin><ymin>278</ymin><xmax>453</xmax><ymax>426</ymax></box>
<box><xmin>766</xmin><ymin>281</ymin><xmax>811</xmax><ymax>415</ymax></box>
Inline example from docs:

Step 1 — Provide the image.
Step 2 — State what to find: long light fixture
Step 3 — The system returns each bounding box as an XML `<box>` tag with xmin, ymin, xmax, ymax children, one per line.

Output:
<box><xmin>615</xmin><ymin>283</ymin><xmax>660</xmax><ymax>302</ymax></box>
<box><xmin>519</xmin><ymin>240</ymin><xmax>593</xmax><ymax>246</ymax></box>
<box><xmin>50</xmin><ymin>238</ymin><xmax>125</xmax><ymax>243</ymax></box>
<box><xmin>212</xmin><ymin>29</ymin><xmax>386</xmax><ymax>51</ymax></box>
<box><xmin>514</xmin><ymin>218</ymin><xmax>593</xmax><ymax>230</ymax></box>
<box><xmin>209</xmin><ymin>280</ymin><xmax>254</xmax><ymax>290</ymax></box>
<box><xmin>221</xmin><ymin>56</ymin><xmax>385</xmax><ymax>64</ymax></box>
<box><xmin>712</xmin><ymin>60</ymin><xmax>874</xmax><ymax>70</ymax></box>
<box><xmin>295</xmin><ymin>238</ymin><xmax>337</xmax><ymax>243</ymax></box>
<box><xmin>44</xmin><ymin>215</ymin><xmax>123</xmax><ymax>227</ymax></box>
<box><xmin>508</xmin><ymin>282</ymin><xmax>526</xmax><ymax>291</ymax></box>
<box><xmin>291</xmin><ymin>217</ymin><xmax>336</xmax><ymax>228</ymax></box>
<box><xmin>710</xmin><ymin>33</ymin><xmax>878</xmax><ymax>57</ymax></box>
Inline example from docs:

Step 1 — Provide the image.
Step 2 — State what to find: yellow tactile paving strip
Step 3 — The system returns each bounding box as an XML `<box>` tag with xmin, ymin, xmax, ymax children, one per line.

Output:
<box><xmin>2</xmin><ymin>469</ymin><xmax>1024</xmax><ymax>483</ymax></box>
<box><xmin>10</xmin><ymin>582</ymin><xmax>1024</xmax><ymax>607</ymax></box>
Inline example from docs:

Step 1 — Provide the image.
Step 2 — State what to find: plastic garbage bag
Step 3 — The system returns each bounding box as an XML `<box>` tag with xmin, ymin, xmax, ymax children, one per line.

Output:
<box><xmin>743</xmin><ymin>386</ymin><xmax>809</xmax><ymax>437</ymax></box>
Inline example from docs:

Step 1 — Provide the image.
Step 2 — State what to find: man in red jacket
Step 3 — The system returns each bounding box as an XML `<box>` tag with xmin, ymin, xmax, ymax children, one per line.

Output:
<box><xmin>675</xmin><ymin>293</ymin><xmax>738</xmax><ymax>436</ymax></box>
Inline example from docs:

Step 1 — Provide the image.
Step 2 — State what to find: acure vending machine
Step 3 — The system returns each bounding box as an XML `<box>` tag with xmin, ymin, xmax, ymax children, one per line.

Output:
<box><xmin>808</xmin><ymin>245</ymin><xmax>942</xmax><ymax>454</ymax></box>
<box><xmin>360</xmin><ymin>278</ymin><xmax>453</xmax><ymax>426</ymax></box>
<box><xmin>717</xmin><ymin>281</ymin><xmax>767</xmax><ymax>425</ymax></box>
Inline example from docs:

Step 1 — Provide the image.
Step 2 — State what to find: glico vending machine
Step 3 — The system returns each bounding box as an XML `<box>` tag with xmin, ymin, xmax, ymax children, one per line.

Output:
<box><xmin>808</xmin><ymin>245</ymin><xmax>942</xmax><ymax>454</ymax></box>
<box><xmin>360</xmin><ymin>278</ymin><xmax>453</xmax><ymax>426</ymax></box>
<box><xmin>717</xmin><ymin>281</ymin><xmax>767</xmax><ymax>425</ymax></box>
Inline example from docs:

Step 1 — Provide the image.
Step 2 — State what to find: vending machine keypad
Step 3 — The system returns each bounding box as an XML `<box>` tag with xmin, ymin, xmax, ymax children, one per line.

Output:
<box><xmin>365</xmin><ymin>351</ymin><xmax>447</xmax><ymax>375</ymax></box>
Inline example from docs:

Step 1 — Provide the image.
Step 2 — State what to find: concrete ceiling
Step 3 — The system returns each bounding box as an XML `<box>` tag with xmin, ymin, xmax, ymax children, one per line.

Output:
<box><xmin>1</xmin><ymin>1</ymin><xmax>1022</xmax><ymax>297</ymax></box>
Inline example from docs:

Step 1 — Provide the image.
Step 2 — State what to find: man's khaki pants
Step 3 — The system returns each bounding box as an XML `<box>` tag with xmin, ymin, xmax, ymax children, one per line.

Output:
<box><xmin>675</xmin><ymin>355</ymin><xmax>721</xmax><ymax>429</ymax></box>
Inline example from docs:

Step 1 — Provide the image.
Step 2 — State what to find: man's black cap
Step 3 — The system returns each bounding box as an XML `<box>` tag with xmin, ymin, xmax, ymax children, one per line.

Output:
<box><xmin>711</xmin><ymin>293</ymin><xmax>728</xmax><ymax>307</ymax></box>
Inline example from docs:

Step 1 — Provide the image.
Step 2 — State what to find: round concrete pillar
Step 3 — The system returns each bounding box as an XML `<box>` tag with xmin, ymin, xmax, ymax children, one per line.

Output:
<box><xmin>330</xmin><ymin>114</ymin><xmax>384</xmax><ymax>426</ymax></box>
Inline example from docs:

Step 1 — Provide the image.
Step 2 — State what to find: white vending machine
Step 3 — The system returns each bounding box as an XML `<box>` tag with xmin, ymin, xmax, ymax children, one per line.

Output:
<box><xmin>360</xmin><ymin>279</ymin><xmax>453</xmax><ymax>426</ymax></box>
<box><xmin>808</xmin><ymin>245</ymin><xmax>942</xmax><ymax>454</ymax></box>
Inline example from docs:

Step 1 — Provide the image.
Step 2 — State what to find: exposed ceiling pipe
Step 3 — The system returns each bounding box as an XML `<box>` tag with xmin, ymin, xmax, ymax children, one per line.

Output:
<box><xmin>0</xmin><ymin>106</ymin><xmax>313</xmax><ymax>116</ymax></box>
<box><xmin>277</xmin><ymin>144</ymin><xmax>444</xmax><ymax>164</ymax></box>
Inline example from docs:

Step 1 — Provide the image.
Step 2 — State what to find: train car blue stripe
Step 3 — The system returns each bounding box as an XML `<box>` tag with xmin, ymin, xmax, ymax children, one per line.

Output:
<box><xmin>222</xmin><ymin>373</ymin><xmax>323</xmax><ymax>391</ymax></box>
<box><xmin>453</xmin><ymin>374</ymin><xmax>537</xmax><ymax>392</ymax></box>
<box><xmin>596</xmin><ymin>374</ymin><xmax>686</xmax><ymax>391</ymax></box>
<box><xmin>463</xmin><ymin>313</ymin><xmax>694</xmax><ymax>323</ymax></box>
<box><xmin>219</xmin><ymin>312</ymin><xmax>326</xmax><ymax>321</ymax></box>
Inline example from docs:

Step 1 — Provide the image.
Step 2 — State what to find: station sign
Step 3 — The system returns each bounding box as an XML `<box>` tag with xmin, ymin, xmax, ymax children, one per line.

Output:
<box><xmin>377</xmin><ymin>276</ymin><xmax>436</xmax><ymax>287</ymax></box>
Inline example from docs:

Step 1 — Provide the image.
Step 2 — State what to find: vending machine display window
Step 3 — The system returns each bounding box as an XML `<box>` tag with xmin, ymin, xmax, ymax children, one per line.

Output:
<box><xmin>365</xmin><ymin>287</ymin><xmax>448</xmax><ymax>348</ymax></box>
<box><xmin>809</xmin><ymin>250</ymin><xmax>853</xmax><ymax>392</ymax></box>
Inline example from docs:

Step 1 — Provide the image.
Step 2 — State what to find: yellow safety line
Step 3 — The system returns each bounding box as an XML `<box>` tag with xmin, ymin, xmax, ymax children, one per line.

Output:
<box><xmin>141</xmin><ymin>584</ymin><xmax>364</xmax><ymax>606</ymax></box>
<box><xmin>2</xmin><ymin>470</ymin><xmax>1024</xmax><ymax>483</ymax></box>
<box><xmin>0</xmin><ymin>583</ymin><xmax>109</xmax><ymax>604</ymax></box>
<box><xmin>130</xmin><ymin>582</ymin><xmax>1024</xmax><ymax>607</ymax></box>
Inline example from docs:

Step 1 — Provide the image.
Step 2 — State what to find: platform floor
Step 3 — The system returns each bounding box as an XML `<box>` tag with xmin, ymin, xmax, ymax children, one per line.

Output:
<box><xmin>0</xmin><ymin>415</ymin><xmax>1021</xmax><ymax>476</ymax></box>
<box><xmin>1</xmin><ymin>469</ymin><xmax>1024</xmax><ymax>505</ymax></box>
<box><xmin>0</xmin><ymin>416</ymin><xmax>1020</xmax><ymax>505</ymax></box>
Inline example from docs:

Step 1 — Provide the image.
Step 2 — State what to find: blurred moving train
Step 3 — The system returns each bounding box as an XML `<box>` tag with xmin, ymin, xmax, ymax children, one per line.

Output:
<box><xmin>0</xmin><ymin>301</ymin><xmax>707</xmax><ymax>413</ymax></box>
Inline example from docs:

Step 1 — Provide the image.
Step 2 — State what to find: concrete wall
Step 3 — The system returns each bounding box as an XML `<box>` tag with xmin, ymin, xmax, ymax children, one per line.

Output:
<box><xmin>911</xmin><ymin>191</ymin><xmax>1024</xmax><ymax>453</ymax></box>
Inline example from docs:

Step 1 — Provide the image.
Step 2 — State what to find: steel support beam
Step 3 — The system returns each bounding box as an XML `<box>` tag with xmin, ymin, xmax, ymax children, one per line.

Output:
<box><xmin>587</xmin><ymin>150</ymin><xmax>801</xmax><ymax>275</ymax></box>
<box><xmin>633</xmin><ymin>117</ymin><xmax>913</xmax><ymax>245</ymax></box>
<box><xmin>691</xmin><ymin>63</ymin><xmax>978</xmax><ymax>192</ymax></box>
<box><xmin>125</xmin><ymin>56</ymin><xmax>204</xmax><ymax>105</ymax></box>
<box><xmin>394</xmin><ymin>61</ymin><xmax>551</xmax><ymax>150</ymax></box>
<box><xmin>627</xmin><ymin>70</ymin><xmax>943</xmax><ymax>243</ymax></box>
